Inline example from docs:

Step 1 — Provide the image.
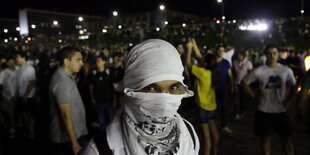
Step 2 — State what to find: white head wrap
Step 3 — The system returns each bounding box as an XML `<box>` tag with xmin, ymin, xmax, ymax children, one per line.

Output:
<box><xmin>116</xmin><ymin>39</ymin><xmax>186</xmax><ymax>91</ymax></box>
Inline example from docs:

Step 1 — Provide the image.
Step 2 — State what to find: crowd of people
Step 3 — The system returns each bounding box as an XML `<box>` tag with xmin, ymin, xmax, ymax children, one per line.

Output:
<box><xmin>0</xmin><ymin>35</ymin><xmax>309</xmax><ymax>155</ymax></box>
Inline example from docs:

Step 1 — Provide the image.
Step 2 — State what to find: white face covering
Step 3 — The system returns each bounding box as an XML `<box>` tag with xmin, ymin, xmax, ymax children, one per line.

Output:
<box><xmin>112</xmin><ymin>39</ymin><xmax>198</xmax><ymax>155</ymax></box>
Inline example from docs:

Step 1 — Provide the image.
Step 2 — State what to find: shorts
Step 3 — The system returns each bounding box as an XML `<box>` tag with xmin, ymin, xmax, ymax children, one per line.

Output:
<box><xmin>198</xmin><ymin>107</ymin><xmax>217</xmax><ymax>124</ymax></box>
<box><xmin>253</xmin><ymin>110</ymin><xmax>292</xmax><ymax>137</ymax></box>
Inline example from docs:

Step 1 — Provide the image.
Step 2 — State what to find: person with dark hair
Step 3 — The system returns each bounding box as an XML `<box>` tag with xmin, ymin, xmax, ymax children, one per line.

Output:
<box><xmin>79</xmin><ymin>39</ymin><xmax>200</xmax><ymax>155</ymax></box>
<box><xmin>186</xmin><ymin>39</ymin><xmax>219</xmax><ymax>155</ymax></box>
<box><xmin>242</xmin><ymin>45</ymin><xmax>296</xmax><ymax>155</ymax></box>
<box><xmin>110</xmin><ymin>52</ymin><xmax>124</xmax><ymax>109</ymax></box>
<box><xmin>15</xmin><ymin>52</ymin><xmax>36</xmax><ymax>139</ymax></box>
<box><xmin>214</xmin><ymin>44</ymin><xmax>234</xmax><ymax>134</ymax></box>
<box><xmin>49</xmin><ymin>47</ymin><xmax>88</xmax><ymax>155</ymax></box>
<box><xmin>89</xmin><ymin>54</ymin><xmax>114</xmax><ymax>131</ymax></box>
<box><xmin>232</xmin><ymin>49</ymin><xmax>253</xmax><ymax>120</ymax></box>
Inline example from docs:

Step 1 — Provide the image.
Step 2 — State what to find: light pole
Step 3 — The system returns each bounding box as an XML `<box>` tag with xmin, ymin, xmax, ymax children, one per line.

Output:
<box><xmin>217</xmin><ymin>0</ymin><xmax>224</xmax><ymax>18</ymax></box>
<box><xmin>301</xmin><ymin>0</ymin><xmax>305</xmax><ymax>16</ymax></box>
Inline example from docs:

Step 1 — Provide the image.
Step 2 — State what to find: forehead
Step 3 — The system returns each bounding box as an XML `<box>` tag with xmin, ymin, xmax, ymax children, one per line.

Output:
<box><xmin>150</xmin><ymin>80</ymin><xmax>181</xmax><ymax>87</ymax></box>
<box><xmin>72</xmin><ymin>51</ymin><xmax>82</xmax><ymax>58</ymax></box>
<box><xmin>96</xmin><ymin>57</ymin><xmax>106</xmax><ymax>61</ymax></box>
<box><xmin>267</xmin><ymin>48</ymin><xmax>278</xmax><ymax>54</ymax></box>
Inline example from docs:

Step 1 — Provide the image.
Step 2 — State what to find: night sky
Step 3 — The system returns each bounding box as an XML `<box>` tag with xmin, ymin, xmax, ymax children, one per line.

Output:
<box><xmin>1</xmin><ymin>0</ymin><xmax>309</xmax><ymax>19</ymax></box>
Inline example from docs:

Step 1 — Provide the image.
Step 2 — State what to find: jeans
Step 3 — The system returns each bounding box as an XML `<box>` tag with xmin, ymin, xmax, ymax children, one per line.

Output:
<box><xmin>96</xmin><ymin>103</ymin><xmax>113</xmax><ymax>130</ymax></box>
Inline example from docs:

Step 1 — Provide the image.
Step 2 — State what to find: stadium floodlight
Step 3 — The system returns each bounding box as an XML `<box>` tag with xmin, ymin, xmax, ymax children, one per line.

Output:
<box><xmin>239</xmin><ymin>23</ymin><xmax>268</xmax><ymax>31</ymax></box>
<box><xmin>4</xmin><ymin>29</ymin><xmax>8</xmax><ymax>33</ymax></box>
<box><xmin>217</xmin><ymin>0</ymin><xmax>222</xmax><ymax>3</ymax></box>
<box><xmin>78</xmin><ymin>17</ymin><xmax>84</xmax><ymax>22</ymax></box>
<box><xmin>53</xmin><ymin>20</ymin><xmax>59</xmax><ymax>26</ymax></box>
<box><xmin>113</xmin><ymin>11</ymin><xmax>118</xmax><ymax>16</ymax></box>
<box><xmin>31</xmin><ymin>24</ymin><xmax>36</xmax><ymax>29</ymax></box>
<box><xmin>159</xmin><ymin>4</ymin><xmax>165</xmax><ymax>11</ymax></box>
<box><xmin>102</xmin><ymin>29</ymin><xmax>108</xmax><ymax>33</ymax></box>
<box><xmin>165</xmin><ymin>21</ymin><xmax>168</xmax><ymax>25</ymax></box>
<box><xmin>182</xmin><ymin>23</ymin><xmax>186</xmax><ymax>27</ymax></box>
<box><xmin>16</xmin><ymin>27</ymin><xmax>20</xmax><ymax>31</ymax></box>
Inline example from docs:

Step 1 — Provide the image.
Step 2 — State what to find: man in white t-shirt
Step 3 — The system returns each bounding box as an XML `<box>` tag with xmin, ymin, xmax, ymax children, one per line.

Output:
<box><xmin>242</xmin><ymin>45</ymin><xmax>296</xmax><ymax>155</ymax></box>
<box><xmin>15</xmin><ymin>52</ymin><xmax>36</xmax><ymax>139</ymax></box>
<box><xmin>0</xmin><ymin>56</ymin><xmax>17</xmax><ymax>138</ymax></box>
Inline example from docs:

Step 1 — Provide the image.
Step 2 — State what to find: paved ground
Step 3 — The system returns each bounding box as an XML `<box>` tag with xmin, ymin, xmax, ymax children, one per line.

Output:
<box><xmin>180</xmin><ymin>97</ymin><xmax>310</xmax><ymax>155</ymax></box>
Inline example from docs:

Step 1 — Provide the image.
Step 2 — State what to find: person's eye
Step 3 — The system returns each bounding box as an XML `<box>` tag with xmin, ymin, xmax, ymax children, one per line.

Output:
<box><xmin>170</xmin><ymin>85</ymin><xmax>179</xmax><ymax>91</ymax></box>
<box><xmin>146</xmin><ymin>86</ymin><xmax>155</xmax><ymax>91</ymax></box>
<box><xmin>143</xmin><ymin>85</ymin><xmax>157</xmax><ymax>92</ymax></box>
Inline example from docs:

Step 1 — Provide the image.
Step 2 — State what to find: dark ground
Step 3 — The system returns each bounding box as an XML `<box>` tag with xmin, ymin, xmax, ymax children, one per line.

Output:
<box><xmin>180</xmin><ymin>96</ymin><xmax>310</xmax><ymax>155</ymax></box>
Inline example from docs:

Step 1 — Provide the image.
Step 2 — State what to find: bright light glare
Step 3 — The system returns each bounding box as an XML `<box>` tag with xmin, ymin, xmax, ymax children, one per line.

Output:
<box><xmin>182</xmin><ymin>23</ymin><xmax>186</xmax><ymax>27</ymax></box>
<box><xmin>216</xmin><ymin>20</ymin><xmax>220</xmax><ymax>24</ymax></box>
<box><xmin>78</xmin><ymin>17</ymin><xmax>83</xmax><ymax>21</ymax></box>
<box><xmin>301</xmin><ymin>10</ymin><xmax>305</xmax><ymax>14</ymax></box>
<box><xmin>31</xmin><ymin>24</ymin><xmax>36</xmax><ymax>29</ymax></box>
<box><xmin>4</xmin><ymin>29</ymin><xmax>8</xmax><ymax>33</ymax></box>
<box><xmin>118</xmin><ymin>25</ymin><xmax>122</xmax><ymax>29</ymax></box>
<box><xmin>79</xmin><ymin>30</ymin><xmax>84</xmax><ymax>35</ymax></box>
<box><xmin>78</xmin><ymin>35</ymin><xmax>89</xmax><ymax>40</ymax></box>
<box><xmin>4</xmin><ymin>39</ymin><xmax>8</xmax><ymax>43</ymax></box>
<box><xmin>53</xmin><ymin>21</ymin><xmax>58</xmax><ymax>26</ymax></box>
<box><xmin>159</xmin><ymin>5</ymin><xmax>165</xmax><ymax>11</ymax></box>
<box><xmin>102</xmin><ymin>29</ymin><xmax>108</xmax><ymax>33</ymax></box>
<box><xmin>305</xmin><ymin>55</ymin><xmax>310</xmax><ymax>71</ymax></box>
<box><xmin>233</xmin><ymin>20</ymin><xmax>237</xmax><ymax>23</ymax></box>
<box><xmin>165</xmin><ymin>21</ymin><xmax>168</xmax><ymax>25</ymax></box>
<box><xmin>217</xmin><ymin>0</ymin><xmax>222</xmax><ymax>3</ymax></box>
<box><xmin>156</xmin><ymin>27</ymin><xmax>160</xmax><ymax>31</ymax></box>
<box><xmin>239</xmin><ymin>23</ymin><xmax>268</xmax><ymax>31</ymax></box>
<box><xmin>113</xmin><ymin>11</ymin><xmax>118</xmax><ymax>16</ymax></box>
<box><xmin>16</xmin><ymin>27</ymin><xmax>20</xmax><ymax>31</ymax></box>
<box><xmin>222</xmin><ymin>16</ymin><xmax>225</xmax><ymax>20</ymax></box>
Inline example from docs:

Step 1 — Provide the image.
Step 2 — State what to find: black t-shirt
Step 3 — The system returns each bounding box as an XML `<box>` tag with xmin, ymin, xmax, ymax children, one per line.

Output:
<box><xmin>90</xmin><ymin>69</ymin><xmax>114</xmax><ymax>103</ymax></box>
<box><xmin>110</xmin><ymin>67</ymin><xmax>124</xmax><ymax>83</ymax></box>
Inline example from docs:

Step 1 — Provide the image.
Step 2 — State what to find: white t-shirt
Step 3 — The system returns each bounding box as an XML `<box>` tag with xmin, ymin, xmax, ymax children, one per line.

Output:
<box><xmin>0</xmin><ymin>68</ymin><xmax>17</xmax><ymax>99</ymax></box>
<box><xmin>223</xmin><ymin>49</ymin><xmax>235</xmax><ymax>66</ymax></box>
<box><xmin>16</xmin><ymin>65</ymin><xmax>36</xmax><ymax>98</ymax></box>
<box><xmin>243</xmin><ymin>63</ymin><xmax>296</xmax><ymax>113</ymax></box>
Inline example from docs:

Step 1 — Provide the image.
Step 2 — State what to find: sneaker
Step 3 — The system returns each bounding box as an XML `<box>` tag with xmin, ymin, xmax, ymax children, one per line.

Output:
<box><xmin>222</xmin><ymin>126</ymin><xmax>233</xmax><ymax>134</ymax></box>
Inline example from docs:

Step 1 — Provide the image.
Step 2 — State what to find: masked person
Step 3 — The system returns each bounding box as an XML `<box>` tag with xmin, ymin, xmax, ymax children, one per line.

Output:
<box><xmin>79</xmin><ymin>39</ymin><xmax>200</xmax><ymax>155</ymax></box>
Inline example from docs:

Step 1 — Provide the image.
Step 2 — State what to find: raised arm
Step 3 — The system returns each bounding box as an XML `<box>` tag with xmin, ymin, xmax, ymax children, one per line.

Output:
<box><xmin>191</xmin><ymin>39</ymin><xmax>206</xmax><ymax>66</ymax></box>
<box><xmin>186</xmin><ymin>41</ymin><xmax>193</xmax><ymax>69</ymax></box>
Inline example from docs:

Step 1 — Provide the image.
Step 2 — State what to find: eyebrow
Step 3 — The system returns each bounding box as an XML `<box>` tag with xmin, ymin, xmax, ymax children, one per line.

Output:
<box><xmin>170</xmin><ymin>82</ymin><xmax>182</xmax><ymax>87</ymax></box>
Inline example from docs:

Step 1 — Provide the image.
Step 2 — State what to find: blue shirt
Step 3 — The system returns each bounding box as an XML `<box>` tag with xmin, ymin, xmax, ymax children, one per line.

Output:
<box><xmin>216</xmin><ymin>59</ymin><xmax>231</xmax><ymax>91</ymax></box>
